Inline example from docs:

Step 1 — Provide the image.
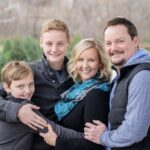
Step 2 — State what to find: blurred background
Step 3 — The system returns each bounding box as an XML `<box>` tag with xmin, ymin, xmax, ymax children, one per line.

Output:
<box><xmin>0</xmin><ymin>0</ymin><xmax>150</xmax><ymax>75</ymax></box>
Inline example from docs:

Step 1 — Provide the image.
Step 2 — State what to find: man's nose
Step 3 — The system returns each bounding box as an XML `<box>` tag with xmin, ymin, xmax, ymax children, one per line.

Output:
<box><xmin>111</xmin><ymin>43</ymin><xmax>118</xmax><ymax>51</ymax></box>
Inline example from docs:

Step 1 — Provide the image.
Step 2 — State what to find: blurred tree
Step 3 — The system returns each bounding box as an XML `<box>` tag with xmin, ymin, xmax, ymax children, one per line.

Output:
<box><xmin>0</xmin><ymin>37</ymin><xmax>42</xmax><ymax>74</ymax></box>
<box><xmin>0</xmin><ymin>35</ymin><xmax>81</xmax><ymax>77</ymax></box>
<box><xmin>67</xmin><ymin>35</ymin><xmax>81</xmax><ymax>58</ymax></box>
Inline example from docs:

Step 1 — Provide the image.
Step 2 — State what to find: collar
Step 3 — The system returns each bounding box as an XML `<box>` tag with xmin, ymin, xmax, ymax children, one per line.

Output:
<box><xmin>6</xmin><ymin>94</ymin><xmax>28</xmax><ymax>103</ymax></box>
<box><xmin>42</xmin><ymin>54</ymin><xmax>69</xmax><ymax>74</ymax></box>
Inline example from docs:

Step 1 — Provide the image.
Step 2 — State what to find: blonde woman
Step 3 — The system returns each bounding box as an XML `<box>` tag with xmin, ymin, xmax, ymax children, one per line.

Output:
<box><xmin>40</xmin><ymin>38</ymin><xmax>111</xmax><ymax>150</ymax></box>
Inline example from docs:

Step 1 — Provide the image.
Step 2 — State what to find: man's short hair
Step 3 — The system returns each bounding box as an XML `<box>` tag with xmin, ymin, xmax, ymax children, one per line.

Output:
<box><xmin>104</xmin><ymin>17</ymin><xmax>138</xmax><ymax>40</ymax></box>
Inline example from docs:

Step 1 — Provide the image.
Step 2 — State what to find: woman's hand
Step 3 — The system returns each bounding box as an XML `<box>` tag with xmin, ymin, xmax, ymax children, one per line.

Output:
<box><xmin>40</xmin><ymin>124</ymin><xmax>58</xmax><ymax>146</ymax></box>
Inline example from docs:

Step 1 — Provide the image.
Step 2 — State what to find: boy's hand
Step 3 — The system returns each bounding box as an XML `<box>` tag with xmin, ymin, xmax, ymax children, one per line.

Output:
<box><xmin>17</xmin><ymin>103</ymin><xmax>47</xmax><ymax>130</ymax></box>
<box><xmin>40</xmin><ymin>124</ymin><xmax>57</xmax><ymax>146</ymax></box>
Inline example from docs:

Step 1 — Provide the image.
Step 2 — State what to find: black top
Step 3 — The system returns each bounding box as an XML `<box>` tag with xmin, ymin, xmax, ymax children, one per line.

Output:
<box><xmin>30</xmin><ymin>57</ymin><xmax>74</xmax><ymax>119</ymax></box>
<box><xmin>55</xmin><ymin>89</ymin><xmax>109</xmax><ymax>150</ymax></box>
<box><xmin>29</xmin><ymin>58</ymin><xmax>74</xmax><ymax>150</ymax></box>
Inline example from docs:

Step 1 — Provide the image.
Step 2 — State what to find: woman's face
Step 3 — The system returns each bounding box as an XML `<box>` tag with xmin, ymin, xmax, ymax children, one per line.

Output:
<box><xmin>76</xmin><ymin>48</ymin><xmax>100</xmax><ymax>82</ymax></box>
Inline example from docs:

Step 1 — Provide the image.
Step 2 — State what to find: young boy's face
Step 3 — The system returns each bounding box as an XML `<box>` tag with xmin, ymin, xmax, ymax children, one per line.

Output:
<box><xmin>4</xmin><ymin>72</ymin><xmax>35</xmax><ymax>100</ymax></box>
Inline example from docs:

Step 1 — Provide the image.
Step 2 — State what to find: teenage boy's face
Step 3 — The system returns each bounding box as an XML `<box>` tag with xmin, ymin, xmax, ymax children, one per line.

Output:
<box><xmin>40</xmin><ymin>30</ymin><xmax>69</xmax><ymax>66</ymax></box>
<box><xmin>4</xmin><ymin>72</ymin><xmax>35</xmax><ymax>100</ymax></box>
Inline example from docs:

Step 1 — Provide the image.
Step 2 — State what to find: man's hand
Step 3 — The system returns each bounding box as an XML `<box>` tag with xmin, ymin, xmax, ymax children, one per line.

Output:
<box><xmin>17</xmin><ymin>103</ymin><xmax>47</xmax><ymax>130</ymax></box>
<box><xmin>84</xmin><ymin>120</ymin><xmax>107</xmax><ymax>144</ymax></box>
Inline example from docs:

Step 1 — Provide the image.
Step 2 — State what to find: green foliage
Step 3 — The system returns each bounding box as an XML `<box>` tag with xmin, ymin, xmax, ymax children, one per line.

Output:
<box><xmin>67</xmin><ymin>35</ymin><xmax>81</xmax><ymax>58</ymax></box>
<box><xmin>0</xmin><ymin>35</ymin><xmax>81</xmax><ymax>81</ymax></box>
<box><xmin>0</xmin><ymin>37</ymin><xmax>42</xmax><ymax>78</ymax></box>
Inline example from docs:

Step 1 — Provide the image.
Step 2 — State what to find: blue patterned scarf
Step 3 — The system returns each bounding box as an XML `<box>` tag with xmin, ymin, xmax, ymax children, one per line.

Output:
<box><xmin>54</xmin><ymin>78</ymin><xmax>110</xmax><ymax>121</ymax></box>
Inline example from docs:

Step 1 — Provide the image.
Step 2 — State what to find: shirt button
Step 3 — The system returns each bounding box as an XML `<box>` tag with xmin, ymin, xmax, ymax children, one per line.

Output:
<box><xmin>52</xmin><ymin>80</ymin><xmax>55</xmax><ymax>83</ymax></box>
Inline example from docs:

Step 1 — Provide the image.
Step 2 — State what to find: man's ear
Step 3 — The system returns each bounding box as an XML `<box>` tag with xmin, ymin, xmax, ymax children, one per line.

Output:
<box><xmin>3</xmin><ymin>83</ymin><xmax>10</xmax><ymax>94</ymax></box>
<box><xmin>133</xmin><ymin>36</ymin><xmax>139</xmax><ymax>49</ymax></box>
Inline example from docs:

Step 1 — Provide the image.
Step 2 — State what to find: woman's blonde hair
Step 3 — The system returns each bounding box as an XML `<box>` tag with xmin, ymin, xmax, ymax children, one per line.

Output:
<box><xmin>67</xmin><ymin>38</ymin><xmax>111</xmax><ymax>82</ymax></box>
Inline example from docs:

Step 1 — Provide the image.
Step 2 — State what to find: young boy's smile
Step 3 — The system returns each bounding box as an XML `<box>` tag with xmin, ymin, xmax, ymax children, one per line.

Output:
<box><xmin>4</xmin><ymin>72</ymin><xmax>35</xmax><ymax>100</ymax></box>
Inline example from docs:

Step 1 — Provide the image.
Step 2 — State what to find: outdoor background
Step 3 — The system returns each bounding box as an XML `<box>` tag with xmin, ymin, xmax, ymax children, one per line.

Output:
<box><xmin>0</xmin><ymin>0</ymin><xmax>150</xmax><ymax>77</ymax></box>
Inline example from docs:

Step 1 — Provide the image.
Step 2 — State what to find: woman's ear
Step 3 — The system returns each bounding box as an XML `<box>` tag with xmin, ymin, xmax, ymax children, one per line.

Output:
<box><xmin>3</xmin><ymin>83</ymin><xmax>10</xmax><ymax>94</ymax></box>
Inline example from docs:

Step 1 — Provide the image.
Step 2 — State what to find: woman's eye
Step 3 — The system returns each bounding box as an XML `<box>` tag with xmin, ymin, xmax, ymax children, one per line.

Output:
<box><xmin>89</xmin><ymin>59</ymin><xmax>95</xmax><ymax>62</ymax></box>
<box><xmin>78</xmin><ymin>58</ymin><xmax>83</xmax><ymax>62</ymax></box>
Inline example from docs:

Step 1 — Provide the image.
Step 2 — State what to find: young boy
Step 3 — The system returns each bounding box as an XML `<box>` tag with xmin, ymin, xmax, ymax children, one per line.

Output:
<box><xmin>0</xmin><ymin>60</ymin><xmax>47</xmax><ymax>150</ymax></box>
<box><xmin>0</xmin><ymin>60</ymin><xmax>82</xmax><ymax>150</ymax></box>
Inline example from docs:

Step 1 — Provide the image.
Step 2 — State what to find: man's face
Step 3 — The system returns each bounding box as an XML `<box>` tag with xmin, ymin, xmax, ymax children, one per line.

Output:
<box><xmin>104</xmin><ymin>25</ymin><xmax>138</xmax><ymax>68</ymax></box>
<box><xmin>40</xmin><ymin>30</ymin><xmax>69</xmax><ymax>67</ymax></box>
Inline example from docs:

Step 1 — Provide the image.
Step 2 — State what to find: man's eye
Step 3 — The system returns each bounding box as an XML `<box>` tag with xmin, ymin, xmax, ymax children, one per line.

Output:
<box><xmin>119</xmin><ymin>40</ymin><xmax>124</xmax><ymax>43</ymax></box>
<box><xmin>105</xmin><ymin>43</ymin><xmax>111</xmax><ymax>46</ymax></box>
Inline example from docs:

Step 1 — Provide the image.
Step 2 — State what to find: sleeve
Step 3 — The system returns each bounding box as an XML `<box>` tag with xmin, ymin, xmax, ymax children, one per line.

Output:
<box><xmin>47</xmin><ymin>119</ymin><xmax>83</xmax><ymax>139</ymax></box>
<box><xmin>0</xmin><ymin>83</ymin><xmax>21</xmax><ymax>122</ymax></box>
<box><xmin>34</xmin><ymin>109</ymin><xmax>83</xmax><ymax>138</ymax></box>
<box><xmin>101</xmin><ymin>70</ymin><xmax>150</xmax><ymax>147</ymax></box>
<box><xmin>55</xmin><ymin>89</ymin><xmax>109</xmax><ymax>150</ymax></box>
<box><xmin>0</xmin><ymin>79</ymin><xmax>81</xmax><ymax>137</ymax></box>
